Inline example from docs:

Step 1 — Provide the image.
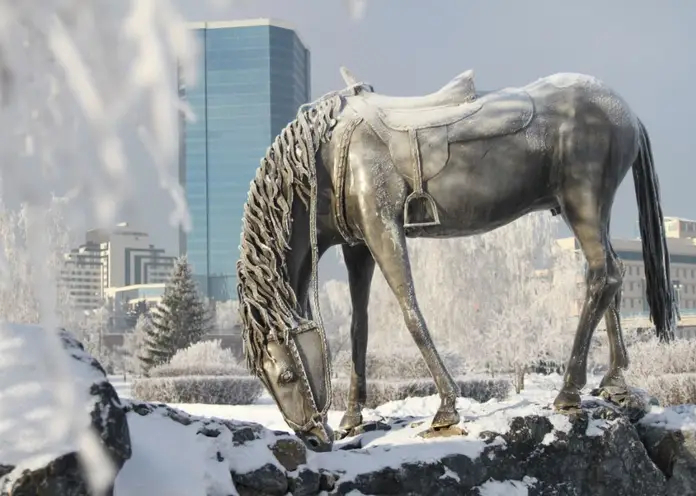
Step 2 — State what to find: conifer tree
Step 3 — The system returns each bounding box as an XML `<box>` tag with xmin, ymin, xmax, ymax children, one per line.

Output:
<box><xmin>141</xmin><ymin>255</ymin><xmax>212</xmax><ymax>372</ymax></box>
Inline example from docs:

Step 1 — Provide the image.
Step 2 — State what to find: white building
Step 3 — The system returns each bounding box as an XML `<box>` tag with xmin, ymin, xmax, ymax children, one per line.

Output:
<box><xmin>60</xmin><ymin>223</ymin><xmax>177</xmax><ymax>311</ymax></box>
<box><xmin>558</xmin><ymin>216</ymin><xmax>696</xmax><ymax>318</ymax></box>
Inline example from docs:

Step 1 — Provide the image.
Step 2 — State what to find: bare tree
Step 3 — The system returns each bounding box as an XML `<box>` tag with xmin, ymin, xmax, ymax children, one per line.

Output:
<box><xmin>367</xmin><ymin>213</ymin><xmax>583</xmax><ymax>377</ymax></box>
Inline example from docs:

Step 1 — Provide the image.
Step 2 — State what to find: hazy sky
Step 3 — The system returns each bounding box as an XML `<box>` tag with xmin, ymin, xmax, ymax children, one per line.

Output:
<box><xmin>144</xmin><ymin>1</ymin><xmax>694</xmax><ymax>260</ymax></box>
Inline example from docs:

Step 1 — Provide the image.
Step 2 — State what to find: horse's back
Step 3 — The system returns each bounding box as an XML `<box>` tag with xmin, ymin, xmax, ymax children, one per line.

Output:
<box><xmin>522</xmin><ymin>73</ymin><xmax>640</xmax><ymax>133</ymax></box>
<box><xmin>339</xmin><ymin>71</ymin><xmax>639</xmax><ymax>239</ymax></box>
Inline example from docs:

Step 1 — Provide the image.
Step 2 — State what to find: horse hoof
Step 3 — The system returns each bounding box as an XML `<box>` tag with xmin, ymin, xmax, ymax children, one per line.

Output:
<box><xmin>419</xmin><ymin>425</ymin><xmax>467</xmax><ymax>439</ymax></box>
<box><xmin>338</xmin><ymin>412</ymin><xmax>363</xmax><ymax>433</ymax></box>
<box><xmin>599</xmin><ymin>370</ymin><xmax>628</xmax><ymax>390</ymax></box>
<box><xmin>591</xmin><ymin>385</ymin><xmax>629</xmax><ymax>401</ymax></box>
<box><xmin>334</xmin><ymin>429</ymin><xmax>351</xmax><ymax>441</ymax></box>
<box><xmin>334</xmin><ymin>420</ymin><xmax>391</xmax><ymax>441</ymax></box>
<box><xmin>553</xmin><ymin>389</ymin><xmax>582</xmax><ymax>413</ymax></box>
<box><xmin>431</xmin><ymin>408</ymin><xmax>461</xmax><ymax>430</ymax></box>
<box><xmin>591</xmin><ymin>386</ymin><xmax>650</xmax><ymax>421</ymax></box>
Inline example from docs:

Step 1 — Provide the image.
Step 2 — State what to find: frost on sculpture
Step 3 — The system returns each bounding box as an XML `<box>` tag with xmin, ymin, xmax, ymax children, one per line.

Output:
<box><xmin>236</xmin><ymin>66</ymin><xmax>678</xmax><ymax>451</ymax></box>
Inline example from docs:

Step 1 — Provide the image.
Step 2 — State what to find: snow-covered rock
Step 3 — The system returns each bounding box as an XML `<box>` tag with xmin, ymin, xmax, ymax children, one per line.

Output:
<box><xmin>0</xmin><ymin>324</ymin><xmax>131</xmax><ymax>495</ymax></box>
<box><xmin>638</xmin><ymin>403</ymin><xmax>696</xmax><ymax>495</ymax></box>
<box><xmin>3</xmin><ymin>329</ymin><xmax>693</xmax><ymax>496</ymax></box>
<box><xmin>114</xmin><ymin>390</ymin><xmax>696</xmax><ymax>496</ymax></box>
<box><xmin>115</xmin><ymin>400</ymin><xmax>335</xmax><ymax>496</ymax></box>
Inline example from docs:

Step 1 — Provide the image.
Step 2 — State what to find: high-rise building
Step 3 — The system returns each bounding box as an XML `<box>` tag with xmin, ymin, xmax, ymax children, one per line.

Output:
<box><xmin>180</xmin><ymin>19</ymin><xmax>311</xmax><ymax>301</ymax></box>
<box><xmin>60</xmin><ymin>222</ymin><xmax>176</xmax><ymax>310</ymax></box>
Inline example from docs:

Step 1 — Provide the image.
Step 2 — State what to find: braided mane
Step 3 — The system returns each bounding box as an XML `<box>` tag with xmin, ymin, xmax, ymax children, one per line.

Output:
<box><xmin>236</xmin><ymin>95</ymin><xmax>343</xmax><ymax>375</ymax></box>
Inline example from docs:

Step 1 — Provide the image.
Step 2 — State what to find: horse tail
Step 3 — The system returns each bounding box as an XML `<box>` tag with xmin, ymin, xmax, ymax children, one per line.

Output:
<box><xmin>632</xmin><ymin>119</ymin><xmax>678</xmax><ymax>342</ymax></box>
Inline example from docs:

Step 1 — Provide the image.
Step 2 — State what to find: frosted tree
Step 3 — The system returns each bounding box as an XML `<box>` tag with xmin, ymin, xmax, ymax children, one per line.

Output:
<box><xmin>141</xmin><ymin>256</ymin><xmax>212</xmax><ymax>371</ymax></box>
<box><xmin>119</xmin><ymin>313</ymin><xmax>151</xmax><ymax>377</ymax></box>
<box><xmin>77</xmin><ymin>303</ymin><xmax>115</xmax><ymax>371</ymax></box>
<box><xmin>320</xmin><ymin>279</ymin><xmax>352</xmax><ymax>357</ymax></box>
<box><xmin>367</xmin><ymin>213</ymin><xmax>583</xmax><ymax>376</ymax></box>
<box><xmin>214</xmin><ymin>299</ymin><xmax>239</xmax><ymax>332</ymax></box>
<box><xmin>0</xmin><ymin>195</ymin><xmax>76</xmax><ymax>325</ymax></box>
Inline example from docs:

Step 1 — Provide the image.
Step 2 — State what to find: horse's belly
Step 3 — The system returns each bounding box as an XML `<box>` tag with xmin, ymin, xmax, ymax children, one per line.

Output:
<box><xmin>413</xmin><ymin>141</ymin><xmax>556</xmax><ymax>237</ymax></box>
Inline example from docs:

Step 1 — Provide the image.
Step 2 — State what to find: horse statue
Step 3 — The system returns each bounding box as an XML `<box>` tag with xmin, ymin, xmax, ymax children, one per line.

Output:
<box><xmin>236</xmin><ymin>67</ymin><xmax>677</xmax><ymax>452</ymax></box>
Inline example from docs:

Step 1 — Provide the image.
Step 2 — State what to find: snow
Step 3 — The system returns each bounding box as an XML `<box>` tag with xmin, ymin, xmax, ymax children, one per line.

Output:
<box><xmin>440</xmin><ymin>466</ymin><xmax>461</xmax><ymax>482</ymax></box>
<box><xmin>96</xmin><ymin>373</ymin><xmax>696</xmax><ymax>495</ymax></box>
<box><xmin>0</xmin><ymin>323</ymin><xmax>104</xmax><ymax>470</ymax></box>
<box><xmin>114</xmin><ymin>412</ymin><xmax>222</xmax><ymax>496</ymax></box>
<box><xmin>639</xmin><ymin>403</ymin><xmax>696</xmax><ymax>431</ymax></box>
<box><xmin>114</xmin><ymin>401</ymin><xmax>285</xmax><ymax>496</ymax></box>
<box><xmin>111</xmin><ymin>373</ymin><xmax>615</xmax><ymax>494</ymax></box>
<box><xmin>477</xmin><ymin>476</ymin><xmax>538</xmax><ymax>495</ymax></box>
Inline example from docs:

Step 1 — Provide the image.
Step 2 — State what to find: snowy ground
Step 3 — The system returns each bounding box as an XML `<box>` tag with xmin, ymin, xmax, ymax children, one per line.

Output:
<box><xmin>108</xmin><ymin>373</ymin><xmax>569</xmax><ymax>436</ymax></box>
<box><xmin>109</xmin><ymin>373</ymin><xmax>696</xmax><ymax>495</ymax></box>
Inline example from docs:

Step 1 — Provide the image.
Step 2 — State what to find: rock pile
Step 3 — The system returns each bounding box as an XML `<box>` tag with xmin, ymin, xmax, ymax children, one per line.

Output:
<box><xmin>0</xmin><ymin>325</ymin><xmax>131</xmax><ymax>496</ymax></box>
<box><xmin>2</xmin><ymin>328</ymin><xmax>694</xmax><ymax>496</ymax></box>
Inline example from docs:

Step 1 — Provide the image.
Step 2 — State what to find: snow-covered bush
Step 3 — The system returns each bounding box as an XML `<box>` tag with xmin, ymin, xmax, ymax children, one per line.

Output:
<box><xmin>625</xmin><ymin>338</ymin><xmax>696</xmax><ymax>405</ymax></box>
<box><xmin>135</xmin><ymin>339</ymin><xmax>261</xmax><ymax>404</ymax></box>
<box><xmin>148</xmin><ymin>339</ymin><xmax>245</xmax><ymax>378</ymax></box>
<box><xmin>634</xmin><ymin>374</ymin><xmax>696</xmax><ymax>406</ymax></box>
<box><xmin>132</xmin><ymin>376</ymin><xmax>263</xmax><ymax>405</ymax></box>
<box><xmin>626</xmin><ymin>337</ymin><xmax>696</xmax><ymax>377</ymax></box>
<box><xmin>331</xmin><ymin>377</ymin><xmax>510</xmax><ymax>410</ymax></box>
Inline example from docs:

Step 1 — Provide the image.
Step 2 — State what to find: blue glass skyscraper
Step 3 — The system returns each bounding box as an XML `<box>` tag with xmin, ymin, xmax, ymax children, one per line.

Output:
<box><xmin>179</xmin><ymin>19</ymin><xmax>311</xmax><ymax>300</ymax></box>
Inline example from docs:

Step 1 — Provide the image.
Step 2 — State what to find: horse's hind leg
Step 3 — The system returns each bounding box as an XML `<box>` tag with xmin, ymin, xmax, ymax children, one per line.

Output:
<box><xmin>599</xmin><ymin>246</ymin><xmax>630</xmax><ymax>390</ymax></box>
<box><xmin>554</xmin><ymin>199</ymin><xmax>623</xmax><ymax>410</ymax></box>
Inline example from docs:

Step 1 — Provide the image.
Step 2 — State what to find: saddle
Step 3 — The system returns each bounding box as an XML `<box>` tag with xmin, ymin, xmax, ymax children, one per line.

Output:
<box><xmin>341</xmin><ymin>67</ymin><xmax>535</xmax><ymax>229</ymax></box>
<box><xmin>348</xmin><ymin>68</ymin><xmax>477</xmax><ymax>110</ymax></box>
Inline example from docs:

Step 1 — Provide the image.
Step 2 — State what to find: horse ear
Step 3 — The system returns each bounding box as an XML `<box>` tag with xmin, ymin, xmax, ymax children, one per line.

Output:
<box><xmin>340</xmin><ymin>66</ymin><xmax>359</xmax><ymax>86</ymax></box>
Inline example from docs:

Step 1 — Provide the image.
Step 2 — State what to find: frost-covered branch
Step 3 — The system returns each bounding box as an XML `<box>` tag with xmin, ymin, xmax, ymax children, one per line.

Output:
<box><xmin>0</xmin><ymin>0</ymin><xmax>199</xmax><ymax>492</ymax></box>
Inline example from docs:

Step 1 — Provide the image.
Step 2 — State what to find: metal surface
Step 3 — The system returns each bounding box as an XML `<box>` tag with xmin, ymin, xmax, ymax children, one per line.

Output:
<box><xmin>237</xmin><ymin>69</ymin><xmax>678</xmax><ymax>451</ymax></box>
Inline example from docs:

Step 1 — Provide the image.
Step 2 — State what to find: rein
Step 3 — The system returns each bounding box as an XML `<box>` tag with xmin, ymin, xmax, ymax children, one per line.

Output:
<box><xmin>279</xmin><ymin>87</ymin><xmax>369</xmax><ymax>435</ymax></box>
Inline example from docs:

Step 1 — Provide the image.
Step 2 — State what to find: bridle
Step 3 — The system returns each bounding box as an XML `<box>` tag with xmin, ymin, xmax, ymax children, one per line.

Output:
<box><xmin>248</xmin><ymin>87</ymin><xmax>371</xmax><ymax>442</ymax></box>
<box><xmin>259</xmin><ymin>320</ymin><xmax>332</xmax><ymax>437</ymax></box>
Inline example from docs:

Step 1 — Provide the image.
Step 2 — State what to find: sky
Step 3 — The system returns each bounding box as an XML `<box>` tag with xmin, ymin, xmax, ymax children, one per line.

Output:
<box><xmin>141</xmin><ymin>1</ymin><xmax>694</xmax><ymax>261</ymax></box>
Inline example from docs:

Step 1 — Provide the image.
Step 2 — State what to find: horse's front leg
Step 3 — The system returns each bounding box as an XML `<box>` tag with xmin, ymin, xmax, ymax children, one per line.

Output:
<box><xmin>359</xmin><ymin>216</ymin><xmax>460</xmax><ymax>431</ymax></box>
<box><xmin>338</xmin><ymin>244</ymin><xmax>375</xmax><ymax>435</ymax></box>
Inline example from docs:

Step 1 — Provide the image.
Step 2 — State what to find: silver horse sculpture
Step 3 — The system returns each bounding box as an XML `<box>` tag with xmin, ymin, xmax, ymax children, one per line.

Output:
<box><xmin>237</xmin><ymin>68</ymin><xmax>677</xmax><ymax>452</ymax></box>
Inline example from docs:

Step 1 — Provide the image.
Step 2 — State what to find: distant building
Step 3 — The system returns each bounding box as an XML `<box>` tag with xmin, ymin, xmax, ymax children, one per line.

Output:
<box><xmin>104</xmin><ymin>283</ymin><xmax>166</xmax><ymax>310</ymax></box>
<box><xmin>558</xmin><ymin>216</ymin><xmax>696</xmax><ymax>317</ymax></box>
<box><xmin>60</xmin><ymin>223</ymin><xmax>176</xmax><ymax>311</ymax></box>
<box><xmin>179</xmin><ymin>19</ymin><xmax>311</xmax><ymax>301</ymax></box>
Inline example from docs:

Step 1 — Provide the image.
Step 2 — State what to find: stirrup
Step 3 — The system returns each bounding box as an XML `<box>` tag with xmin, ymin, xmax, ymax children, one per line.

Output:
<box><xmin>403</xmin><ymin>191</ymin><xmax>441</xmax><ymax>229</ymax></box>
